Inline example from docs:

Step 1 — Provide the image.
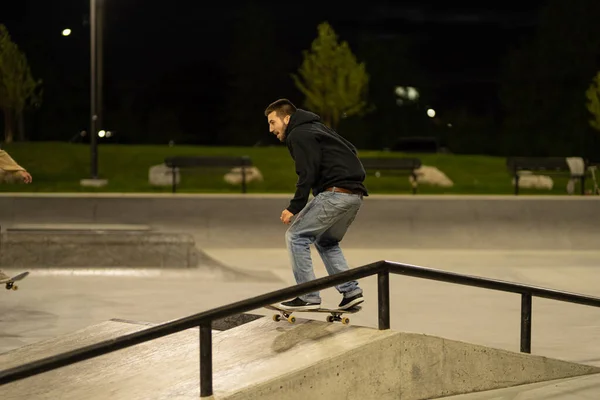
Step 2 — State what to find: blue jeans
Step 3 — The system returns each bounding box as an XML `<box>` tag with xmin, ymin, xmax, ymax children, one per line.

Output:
<box><xmin>285</xmin><ymin>189</ymin><xmax>363</xmax><ymax>303</ymax></box>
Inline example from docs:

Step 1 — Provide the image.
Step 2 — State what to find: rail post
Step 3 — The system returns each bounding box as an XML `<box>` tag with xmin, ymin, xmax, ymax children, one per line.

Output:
<box><xmin>378</xmin><ymin>268</ymin><xmax>390</xmax><ymax>330</ymax></box>
<box><xmin>520</xmin><ymin>294</ymin><xmax>532</xmax><ymax>353</ymax></box>
<box><xmin>200</xmin><ymin>321</ymin><xmax>213</xmax><ymax>397</ymax></box>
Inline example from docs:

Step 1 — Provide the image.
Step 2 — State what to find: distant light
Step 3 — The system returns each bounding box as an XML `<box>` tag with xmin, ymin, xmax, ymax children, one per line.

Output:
<box><xmin>406</xmin><ymin>87</ymin><xmax>419</xmax><ymax>100</ymax></box>
<box><xmin>105</xmin><ymin>131</ymin><xmax>112</xmax><ymax>138</ymax></box>
<box><xmin>62</xmin><ymin>29</ymin><xmax>72</xmax><ymax>37</ymax></box>
<box><xmin>427</xmin><ymin>108</ymin><xmax>436</xmax><ymax>118</ymax></box>
<box><xmin>395</xmin><ymin>86</ymin><xmax>419</xmax><ymax>101</ymax></box>
<box><xmin>98</xmin><ymin>130</ymin><xmax>106</xmax><ymax>138</ymax></box>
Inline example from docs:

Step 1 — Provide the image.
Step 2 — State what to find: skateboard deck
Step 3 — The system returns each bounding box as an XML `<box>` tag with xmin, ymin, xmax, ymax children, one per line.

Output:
<box><xmin>265</xmin><ymin>304</ymin><xmax>362</xmax><ymax>325</ymax></box>
<box><xmin>0</xmin><ymin>271</ymin><xmax>29</xmax><ymax>291</ymax></box>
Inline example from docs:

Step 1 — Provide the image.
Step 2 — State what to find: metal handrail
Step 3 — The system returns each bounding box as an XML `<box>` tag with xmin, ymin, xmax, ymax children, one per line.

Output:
<box><xmin>2</xmin><ymin>259</ymin><xmax>600</xmax><ymax>399</ymax></box>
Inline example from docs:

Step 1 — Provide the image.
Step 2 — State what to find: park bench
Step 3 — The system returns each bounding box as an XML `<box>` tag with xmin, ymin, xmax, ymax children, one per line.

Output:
<box><xmin>506</xmin><ymin>157</ymin><xmax>588</xmax><ymax>195</ymax></box>
<box><xmin>164</xmin><ymin>156</ymin><xmax>253</xmax><ymax>194</ymax></box>
<box><xmin>360</xmin><ymin>157</ymin><xmax>422</xmax><ymax>194</ymax></box>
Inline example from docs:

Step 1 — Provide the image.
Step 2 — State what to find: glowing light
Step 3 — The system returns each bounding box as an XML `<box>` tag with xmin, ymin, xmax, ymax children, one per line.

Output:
<box><xmin>395</xmin><ymin>86</ymin><xmax>419</xmax><ymax>101</ymax></box>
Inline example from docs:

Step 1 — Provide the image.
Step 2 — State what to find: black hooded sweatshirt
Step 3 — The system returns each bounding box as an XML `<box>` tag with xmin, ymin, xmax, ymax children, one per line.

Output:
<box><xmin>284</xmin><ymin>109</ymin><xmax>368</xmax><ymax>214</ymax></box>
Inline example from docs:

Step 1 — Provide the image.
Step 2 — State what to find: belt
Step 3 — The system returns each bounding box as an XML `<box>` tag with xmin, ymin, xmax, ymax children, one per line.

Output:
<box><xmin>325</xmin><ymin>186</ymin><xmax>363</xmax><ymax>196</ymax></box>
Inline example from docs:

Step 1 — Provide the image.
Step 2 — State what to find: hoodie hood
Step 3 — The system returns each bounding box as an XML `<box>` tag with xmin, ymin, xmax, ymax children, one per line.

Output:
<box><xmin>285</xmin><ymin>109</ymin><xmax>321</xmax><ymax>135</ymax></box>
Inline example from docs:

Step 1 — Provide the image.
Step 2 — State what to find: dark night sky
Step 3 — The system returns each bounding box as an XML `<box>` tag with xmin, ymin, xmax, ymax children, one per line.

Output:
<box><xmin>2</xmin><ymin>1</ymin><xmax>546</xmax><ymax>79</ymax></box>
<box><xmin>0</xmin><ymin>1</ymin><xmax>551</xmax><ymax>143</ymax></box>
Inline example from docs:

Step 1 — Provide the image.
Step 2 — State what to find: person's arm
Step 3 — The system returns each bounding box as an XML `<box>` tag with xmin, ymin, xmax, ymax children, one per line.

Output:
<box><xmin>0</xmin><ymin>150</ymin><xmax>32</xmax><ymax>183</ymax></box>
<box><xmin>286</xmin><ymin>132</ymin><xmax>321</xmax><ymax>214</ymax></box>
<box><xmin>0</xmin><ymin>150</ymin><xmax>26</xmax><ymax>172</ymax></box>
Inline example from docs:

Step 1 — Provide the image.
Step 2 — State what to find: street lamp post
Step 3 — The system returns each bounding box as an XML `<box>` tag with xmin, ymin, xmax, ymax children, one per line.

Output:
<box><xmin>90</xmin><ymin>0</ymin><xmax>98</xmax><ymax>179</ymax></box>
<box><xmin>82</xmin><ymin>0</ymin><xmax>107</xmax><ymax>186</ymax></box>
<box><xmin>96</xmin><ymin>0</ymin><xmax>104</xmax><ymax>153</ymax></box>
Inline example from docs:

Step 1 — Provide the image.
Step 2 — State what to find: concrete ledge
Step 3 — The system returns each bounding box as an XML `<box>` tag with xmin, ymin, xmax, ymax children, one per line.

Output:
<box><xmin>5</xmin><ymin>223</ymin><xmax>151</xmax><ymax>232</ymax></box>
<box><xmin>396</xmin><ymin>332</ymin><xmax>600</xmax><ymax>399</ymax></box>
<box><xmin>0</xmin><ymin>231</ymin><xmax>198</xmax><ymax>268</ymax></box>
<box><xmin>214</xmin><ymin>320</ymin><xmax>600</xmax><ymax>400</ymax></box>
<box><xmin>2</xmin><ymin>317</ymin><xmax>599</xmax><ymax>399</ymax></box>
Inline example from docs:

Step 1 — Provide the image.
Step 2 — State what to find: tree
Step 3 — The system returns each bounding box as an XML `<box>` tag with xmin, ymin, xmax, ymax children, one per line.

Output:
<box><xmin>586</xmin><ymin>71</ymin><xmax>600</xmax><ymax>133</ymax></box>
<box><xmin>291</xmin><ymin>22</ymin><xmax>370</xmax><ymax>130</ymax></box>
<box><xmin>0</xmin><ymin>24</ymin><xmax>42</xmax><ymax>143</ymax></box>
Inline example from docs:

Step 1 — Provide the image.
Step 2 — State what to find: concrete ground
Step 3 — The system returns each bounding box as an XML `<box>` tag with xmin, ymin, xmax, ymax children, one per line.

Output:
<box><xmin>2</xmin><ymin>195</ymin><xmax>600</xmax><ymax>398</ymax></box>
<box><xmin>442</xmin><ymin>373</ymin><xmax>600</xmax><ymax>399</ymax></box>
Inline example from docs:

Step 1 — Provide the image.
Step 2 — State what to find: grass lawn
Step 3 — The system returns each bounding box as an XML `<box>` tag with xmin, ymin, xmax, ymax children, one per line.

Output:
<box><xmin>0</xmin><ymin>142</ymin><xmax>587</xmax><ymax>195</ymax></box>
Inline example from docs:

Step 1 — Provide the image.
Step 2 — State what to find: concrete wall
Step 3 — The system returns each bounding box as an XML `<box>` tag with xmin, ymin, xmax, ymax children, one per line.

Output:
<box><xmin>0</xmin><ymin>194</ymin><xmax>597</xmax><ymax>250</ymax></box>
<box><xmin>0</xmin><ymin>231</ymin><xmax>198</xmax><ymax>268</ymax></box>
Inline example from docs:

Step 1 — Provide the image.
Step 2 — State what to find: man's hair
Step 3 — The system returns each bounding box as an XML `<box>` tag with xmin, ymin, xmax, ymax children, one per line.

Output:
<box><xmin>264</xmin><ymin>98</ymin><xmax>297</xmax><ymax>118</ymax></box>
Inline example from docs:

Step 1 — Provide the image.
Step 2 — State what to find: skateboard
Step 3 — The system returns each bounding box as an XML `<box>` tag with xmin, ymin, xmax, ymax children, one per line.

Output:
<box><xmin>265</xmin><ymin>304</ymin><xmax>362</xmax><ymax>325</ymax></box>
<box><xmin>0</xmin><ymin>271</ymin><xmax>29</xmax><ymax>291</ymax></box>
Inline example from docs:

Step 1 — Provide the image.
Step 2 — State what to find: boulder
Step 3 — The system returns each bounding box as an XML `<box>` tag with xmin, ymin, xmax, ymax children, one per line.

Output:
<box><xmin>409</xmin><ymin>165</ymin><xmax>454</xmax><ymax>187</ymax></box>
<box><xmin>224</xmin><ymin>166</ymin><xmax>263</xmax><ymax>185</ymax></box>
<box><xmin>149</xmin><ymin>163</ymin><xmax>179</xmax><ymax>186</ymax></box>
<box><xmin>512</xmin><ymin>171</ymin><xmax>553</xmax><ymax>190</ymax></box>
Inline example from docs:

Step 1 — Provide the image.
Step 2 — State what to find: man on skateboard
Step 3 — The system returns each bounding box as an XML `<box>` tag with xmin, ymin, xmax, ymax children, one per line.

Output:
<box><xmin>0</xmin><ymin>149</ymin><xmax>32</xmax><ymax>282</ymax></box>
<box><xmin>264</xmin><ymin>99</ymin><xmax>367</xmax><ymax>311</ymax></box>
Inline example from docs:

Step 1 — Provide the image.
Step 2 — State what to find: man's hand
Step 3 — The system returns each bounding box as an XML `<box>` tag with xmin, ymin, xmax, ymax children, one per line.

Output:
<box><xmin>16</xmin><ymin>170</ymin><xmax>32</xmax><ymax>184</ymax></box>
<box><xmin>280</xmin><ymin>209</ymin><xmax>294</xmax><ymax>225</ymax></box>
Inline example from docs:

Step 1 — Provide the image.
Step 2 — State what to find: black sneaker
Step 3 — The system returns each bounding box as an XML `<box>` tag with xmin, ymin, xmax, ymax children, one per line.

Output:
<box><xmin>338</xmin><ymin>293</ymin><xmax>364</xmax><ymax>310</ymax></box>
<box><xmin>278</xmin><ymin>297</ymin><xmax>321</xmax><ymax>311</ymax></box>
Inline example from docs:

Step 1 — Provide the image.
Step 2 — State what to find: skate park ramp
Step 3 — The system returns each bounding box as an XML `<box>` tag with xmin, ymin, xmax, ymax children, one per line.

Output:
<box><xmin>2</xmin><ymin>316</ymin><xmax>599</xmax><ymax>400</ymax></box>
<box><xmin>0</xmin><ymin>222</ymin><xmax>280</xmax><ymax>282</ymax></box>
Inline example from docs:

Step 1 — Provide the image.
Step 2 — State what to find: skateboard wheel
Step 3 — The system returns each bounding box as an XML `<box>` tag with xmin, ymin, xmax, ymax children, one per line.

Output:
<box><xmin>12</xmin><ymin>285</ymin><xmax>18</xmax><ymax>291</ymax></box>
<box><xmin>342</xmin><ymin>317</ymin><xmax>350</xmax><ymax>325</ymax></box>
<box><xmin>273</xmin><ymin>314</ymin><xmax>281</xmax><ymax>322</ymax></box>
<box><xmin>288</xmin><ymin>316</ymin><xmax>296</xmax><ymax>323</ymax></box>
<box><xmin>326</xmin><ymin>316</ymin><xmax>334</xmax><ymax>323</ymax></box>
